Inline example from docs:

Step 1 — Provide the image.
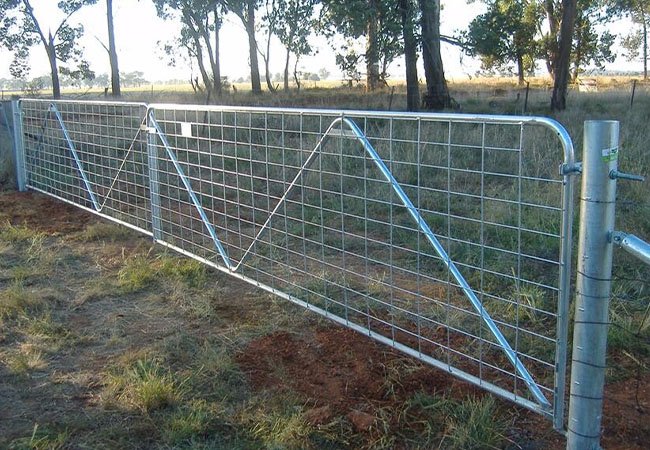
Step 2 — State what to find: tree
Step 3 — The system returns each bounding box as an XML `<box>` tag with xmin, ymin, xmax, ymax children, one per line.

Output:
<box><xmin>273</xmin><ymin>0</ymin><xmax>317</xmax><ymax>91</ymax></box>
<box><xmin>571</xmin><ymin>1</ymin><xmax>615</xmax><ymax>80</ymax></box>
<box><xmin>154</xmin><ymin>0</ymin><xmax>225</xmax><ymax>98</ymax></box>
<box><xmin>464</xmin><ymin>0</ymin><xmax>541</xmax><ymax>85</ymax></box>
<box><xmin>607</xmin><ymin>0</ymin><xmax>650</xmax><ymax>79</ymax></box>
<box><xmin>0</xmin><ymin>0</ymin><xmax>98</xmax><ymax>99</ymax></box>
<box><xmin>321</xmin><ymin>0</ymin><xmax>402</xmax><ymax>91</ymax></box>
<box><xmin>419</xmin><ymin>0</ymin><xmax>450</xmax><ymax>109</ymax></box>
<box><xmin>106</xmin><ymin>0</ymin><xmax>120</xmax><ymax>96</ymax></box>
<box><xmin>226</xmin><ymin>0</ymin><xmax>262</xmax><ymax>94</ymax></box>
<box><xmin>551</xmin><ymin>0</ymin><xmax>577</xmax><ymax>111</ymax></box>
<box><xmin>399</xmin><ymin>0</ymin><xmax>419</xmax><ymax>111</ymax></box>
<box><xmin>259</xmin><ymin>0</ymin><xmax>281</xmax><ymax>92</ymax></box>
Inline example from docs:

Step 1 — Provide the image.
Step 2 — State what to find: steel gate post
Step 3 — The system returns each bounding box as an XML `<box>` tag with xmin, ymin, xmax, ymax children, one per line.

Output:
<box><xmin>146</xmin><ymin>108</ymin><xmax>162</xmax><ymax>241</ymax></box>
<box><xmin>11</xmin><ymin>99</ymin><xmax>26</xmax><ymax>191</ymax></box>
<box><xmin>566</xmin><ymin>120</ymin><xmax>619</xmax><ymax>450</ymax></box>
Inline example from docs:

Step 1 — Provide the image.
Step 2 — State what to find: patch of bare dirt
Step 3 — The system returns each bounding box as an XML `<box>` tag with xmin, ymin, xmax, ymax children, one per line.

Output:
<box><xmin>0</xmin><ymin>191</ymin><xmax>95</xmax><ymax>233</ymax></box>
<box><xmin>237</xmin><ymin>326</ymin><xmax>650</xmax><ymax>449</ymax></box>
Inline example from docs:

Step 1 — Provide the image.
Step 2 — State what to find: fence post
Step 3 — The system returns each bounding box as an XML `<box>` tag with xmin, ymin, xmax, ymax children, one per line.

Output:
<box><xmin>146</xmin><ymin>108</ymin><xmax>162</xmax><ymax>241</ymax></box>
<box><xmin>566</xmin><ymin>120</ymin><xmax>619</xmax><ymax>450</ymax></box>
<box><xmin>11</xmin><ymin>99</ymin><xmax>26</xmax><ymax>191</ymax></box>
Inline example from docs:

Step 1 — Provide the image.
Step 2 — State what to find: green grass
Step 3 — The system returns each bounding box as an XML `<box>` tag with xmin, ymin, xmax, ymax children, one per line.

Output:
<box><xmin>78</xmin><ymin>221</ymin><xmax>134</xmax><ymax>242</ymax></box>
<box><xmin>104</xmin><ymin>357</ymin><xmax>183</xmax><ymax>413</ymax></box>
<box><xmin>117</xmin><ymin>253</ymin><xmax>158</xmax><ymax>293</ymax></box>
<box><xmin>7</xmin><ymin>424</ymin><xmax>68</xmax><ymax>450</ymax></box>
<box><xmin>0</xmin><ymin>222</ymin><xmax>45</xmax><ymax>245</ymax></box>
<box><xmin>0</xmin><ymin>280</ymin><xmax>43</xmax><ymax>320</ymax></box>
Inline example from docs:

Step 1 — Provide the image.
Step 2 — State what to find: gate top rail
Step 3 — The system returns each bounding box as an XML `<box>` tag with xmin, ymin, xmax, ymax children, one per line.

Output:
<box><xmin>21</xmin><ymin>99</ymin><xmax>576</xmax><ymax>169</ymax></box>
<box><xmin>149</xmin><ymin>102</ymin><xmax>576</xmax><ymax>168</ymax></box>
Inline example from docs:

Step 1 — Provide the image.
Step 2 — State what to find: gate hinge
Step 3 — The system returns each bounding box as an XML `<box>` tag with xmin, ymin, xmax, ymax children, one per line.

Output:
<box><xmin>560</xmin><ymin>162</ymin><xmax>582</xmax><ymax>176</ymax></box>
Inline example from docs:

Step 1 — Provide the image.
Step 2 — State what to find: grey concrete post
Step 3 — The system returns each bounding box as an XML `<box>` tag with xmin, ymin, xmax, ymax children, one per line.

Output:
<box><xmin>11</xmin><ymin>99</ymin><xmax>26</xmax><ymax>191</ymax></box>
<box><xmin>566</xmin><ymin>121</ymin><xmax>619</xmax><ymax>450</ymax></box>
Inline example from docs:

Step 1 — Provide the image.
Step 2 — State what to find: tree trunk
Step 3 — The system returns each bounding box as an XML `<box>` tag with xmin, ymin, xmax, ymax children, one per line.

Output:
<box><xmin>517</xmin><ymin>54</ymin><xmax>525</xmax><ymax>86</ymax></box>
<box><xmin>284</xmin><ymin>47</ymin><xmax>291</xmax><ymax>91</ymax></box>
<box><xmin>46</xmin><ymin>35</ymin><xmax>61</xmax><ymax>99</ymax></box>
<box><xmin>418</xmin><ymin>0</ymin><xmax>449</xmax><ymax>110</ymax></box>
<box><xmin>366</xmin><ymin>0</ymin><xmax>380</xmax><ymax>91</ymax></box>
<box><xmin>399</xmin><ymin>0</ymin><xmax>419</xmax><ymax>111</ymax></box>
<box><xmin>107</xmin><ymin>0</ymin><xmax>121</xmax><ymax>97</ymax></box>
<box><xmin>213</xmin><ymin>12</ymin><xmax>222</xmax><ymax>96</ymax></box>
<box><xmin>263</xmin><ymin>30</ymin><xmax>276</xmax><ymax>92</ymax></box>
<box><xmin>643</xmin><ymin>14</ymin><xmax>648</xmax><ymax>80</ymax></box>
<box><xmin>293</xmin><ymin>56</ymin><xmax>301</xmax><ymax>91</ymax></box>
<box><xmin>551</xmin><ymin>0</ymin><xmax>577</xmax><ymax>111</ymax></box>
<box><xmin>543</xmin><ymin>0</ymin><xmax>559</xmax><ymax>77</ymax></box>
<box><xmin>247</xmin><ymin>0</ymin><xmax>262</xmax><ymax>94</ymax></box>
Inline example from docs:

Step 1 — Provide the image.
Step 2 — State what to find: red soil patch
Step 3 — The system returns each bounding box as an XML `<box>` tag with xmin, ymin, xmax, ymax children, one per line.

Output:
<box><xmin>0</xmin><ymin>191</ymin><xmax>95</xmax><ymax>233</ymax></box>
<box><xmin>238</xmin><ymin>326</ymin><xmax>650</xmax><ymax>449</ymax></box>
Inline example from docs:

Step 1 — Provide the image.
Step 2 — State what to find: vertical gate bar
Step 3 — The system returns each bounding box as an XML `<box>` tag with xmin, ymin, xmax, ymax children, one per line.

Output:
<box><xmin>11</xmin><ymin>99</ymin><xmax>26</xmax><ymax>192</ymax></box>
<box><xmin>554</xmin><ymin>140</ymin><xmax>578</xmax><ymax>431</ymax></box>
<box><xmin>147</xmin><ymin>109</ymin><xmax>162</xmax><ymax>241</ymax></box>
<box><xmin>566</xmin><ymin>120</ymin><xmax>619</xmax><ymax>450</ymax></box>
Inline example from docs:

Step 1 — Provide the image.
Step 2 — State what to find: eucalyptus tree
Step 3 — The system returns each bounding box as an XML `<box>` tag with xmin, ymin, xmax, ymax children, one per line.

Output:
<box><xmin>399</xmin><ymin>0</ymin><xmax>419</xmax><ymax>110</ymax></box>
<box><xmin>0</xmin><ymin>0</ymin><xmax>98</xmax><ymax>99</ymax></box>
<box><xmin>106</xmin><ymin>0</ymin><xmax>120</xmax><ymax>96</ymax></box>
<box><xmin>225</xmin><ymin>0</ymin><xmax>262</xmax><ymax>94</ymax></box>
<box><xmin>550</xmin><ymin>0</ymin><xmax>577</xmax><ymax>111</ymax></box>
<box><xmin>465</xmin><ymin>0</ymin><xmax>541</xmax><ymax>85</ymax></box>
<box><xmin>607</xmin><ymin>0</ymin><xmax>650</xmax><ymax>79</ymax></box>
<box><xmin>273</xmin><ymin>0</ymin><xmax>318</xmax><ymax>91</ymax></box>
<box><xmin>153</xmin><ymin>0</ymin><xmax>225</xmax><ymax>97</ymax></box>
<box><xmin>418</xmin><ymin>0</ymin><xmax>449</xmax><ymax>109</ymax></box>
<box><xmin>321</xmin><ymin>0</ymin><xmax>402</xmax><ymax>91</ymax></box>
<box><xmin>571</xmin><ymin>1</ymin><xmax>615</xmax><ymax>80</ymax></box>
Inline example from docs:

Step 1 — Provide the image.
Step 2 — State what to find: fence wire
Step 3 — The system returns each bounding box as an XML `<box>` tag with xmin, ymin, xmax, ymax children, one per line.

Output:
<box><xmin>19</xmin><ymin>99</ymin><xmax>575</xmax><ymax>425</ymax></box>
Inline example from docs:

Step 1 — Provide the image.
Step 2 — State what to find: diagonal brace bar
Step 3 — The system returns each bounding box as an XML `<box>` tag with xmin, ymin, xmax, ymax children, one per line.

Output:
<box><xmin>149</xmin><ymin>112</ymin><xmax>549</xmax><ymax>408</ymax></box>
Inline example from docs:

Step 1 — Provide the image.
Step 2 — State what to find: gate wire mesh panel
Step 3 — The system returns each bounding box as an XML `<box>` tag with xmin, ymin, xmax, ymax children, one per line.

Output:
<box><xmin>20</xmin><ymin>99</ymin><xmax>150</xmax><ymax>233</ymax></box>
<box><xmin>149</xmin><ymin>105</ymin><xmax>574</xmax><ymax>419</ymax></box>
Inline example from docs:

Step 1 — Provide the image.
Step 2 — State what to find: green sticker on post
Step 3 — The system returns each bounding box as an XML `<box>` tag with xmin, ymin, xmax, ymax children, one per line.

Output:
<box><xmin>602</xmin><ymin>146</ymin><xmax>619</xmax><ymax>162</ymax></box>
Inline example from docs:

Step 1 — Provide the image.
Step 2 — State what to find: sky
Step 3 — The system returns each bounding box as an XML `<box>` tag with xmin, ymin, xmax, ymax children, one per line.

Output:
<box><xmin>0</xmin><ymin>1</ymin><xmax>640</xmax><ymax>84</ymax></box>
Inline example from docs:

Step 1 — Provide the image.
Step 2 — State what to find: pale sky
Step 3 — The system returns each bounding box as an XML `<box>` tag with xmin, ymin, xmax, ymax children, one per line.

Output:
<box><xmin>0</xmin><ymin>1</ymin><xmax>638</xmax><ymax>84</ymax></box>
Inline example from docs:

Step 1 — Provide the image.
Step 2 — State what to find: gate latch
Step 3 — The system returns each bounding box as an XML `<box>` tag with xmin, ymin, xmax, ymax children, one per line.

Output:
<box><xmin>609</xmin><ymin>170</ymin><xmax>645</xmax><ymax>182</ymax></box>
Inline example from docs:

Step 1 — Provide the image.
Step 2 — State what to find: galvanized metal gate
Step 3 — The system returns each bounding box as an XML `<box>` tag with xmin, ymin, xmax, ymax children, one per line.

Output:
<box><xmin>15</xmin><ymin>99</ymin><xmax>576</xmax><ymax>429</ymax></box>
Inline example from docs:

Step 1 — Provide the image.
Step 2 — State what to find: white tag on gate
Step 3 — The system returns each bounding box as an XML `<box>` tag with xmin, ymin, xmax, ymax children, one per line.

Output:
<box><xmin>180</xmin><ymin>122</ymin><xmax>192</xmax><ymax>137</ymax></box>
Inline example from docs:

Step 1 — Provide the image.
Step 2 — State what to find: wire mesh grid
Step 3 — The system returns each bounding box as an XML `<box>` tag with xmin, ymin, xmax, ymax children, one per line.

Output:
<box><xmin>18</xmin><ymin>100</ymin><xmax>575</xmax><ymax>422</ymax></box>
<box><xmin>20</xmin><ymin>99</ymin><xmax>151</xmax><ymax>233</ymax></box>
<box><xmin>148</xmin><ymin>105</ymin><xmax>574</xmax><ymax>417</ymax></box>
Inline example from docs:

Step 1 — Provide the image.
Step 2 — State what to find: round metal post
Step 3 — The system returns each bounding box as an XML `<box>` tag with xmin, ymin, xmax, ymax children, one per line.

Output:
<box><xmin>566</xmin><ymin>121</ymin><xmax>619</xmax><ymax>450</ymax></box>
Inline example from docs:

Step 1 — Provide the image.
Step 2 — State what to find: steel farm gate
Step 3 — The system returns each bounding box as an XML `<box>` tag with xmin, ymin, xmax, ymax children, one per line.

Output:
<box><xmin>12</xmin><ymin>99</ymin><xmax>577</xmax><ymax>432</ymax></box>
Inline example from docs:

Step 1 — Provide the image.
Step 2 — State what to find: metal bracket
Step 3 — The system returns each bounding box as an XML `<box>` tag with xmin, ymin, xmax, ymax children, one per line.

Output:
<box><xmin>560</xmin><ymin>161</ymin><xmax>582</xmax><ymax>176</ymax></box>
<box><xmin>609</xmin><ymin>169</ymin><xmax>645</xmax><ymax>182</ymax></box>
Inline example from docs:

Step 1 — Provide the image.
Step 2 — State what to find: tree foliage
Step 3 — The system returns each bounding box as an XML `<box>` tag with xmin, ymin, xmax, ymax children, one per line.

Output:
<box><xmin>321</xmin><ymin>0</ymin><xmax>402</xmax><ymax>90</ymax></box>
<box><xmin>154</xmin><ymin>0</ymin><xmax>226</xmax><ymax>97</ymax></box>
<box><xmin>465</xmin><ymin>0</ymin><xmax>541</xmax><ymax>84</ymax></box>
<box><xmin>272</xmin><ymin>0</ymin><xmax>317</xmax><ymax>91</ymax></box>
<box><xmin>607</xmin><ymin>0</ymin><xmax>650</xmax><ymax>79</ymax></box>
<box><xmin>0</xmin><ymin>0</ymin><xmax>97</xmax><ymax>98</ymax></box>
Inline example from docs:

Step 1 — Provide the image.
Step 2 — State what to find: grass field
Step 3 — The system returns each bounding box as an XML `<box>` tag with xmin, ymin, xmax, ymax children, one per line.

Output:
<box><xmin>1</xmin><ymin>78</ymin><xmax>649</xmax><ymax>448</ymax></box>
